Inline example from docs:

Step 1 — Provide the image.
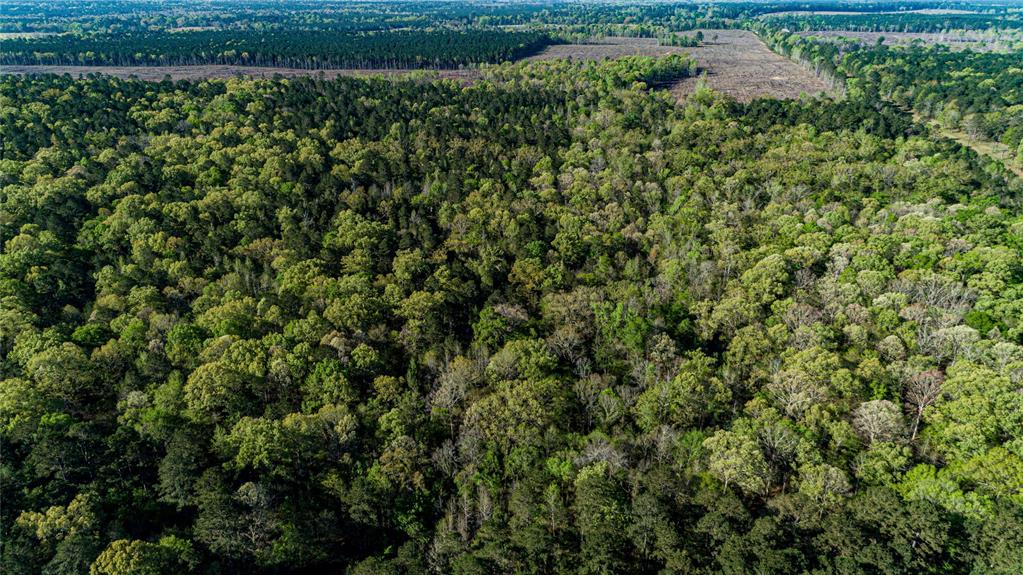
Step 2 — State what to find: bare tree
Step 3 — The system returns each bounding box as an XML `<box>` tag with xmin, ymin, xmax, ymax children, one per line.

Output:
<box><xmin>852</xmin><ymin>400</ymin><xmax>905</xmax><ymax>444</ymax></box>
<box><xmin>904</xmin><ymin>369</ymin><xmax>944</xmax><ymax>441</ymax></box>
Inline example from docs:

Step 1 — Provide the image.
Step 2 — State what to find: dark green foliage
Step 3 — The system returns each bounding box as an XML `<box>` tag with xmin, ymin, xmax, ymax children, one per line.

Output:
<box><xmin>0</xmin><ymin>29</ymin><xmax>555</xmax><ymax>69</ymax></box>
<box><xmin>763</xmin><ymin>12</ymin><xmax>1023</xmax><ymax>32</ymax></box>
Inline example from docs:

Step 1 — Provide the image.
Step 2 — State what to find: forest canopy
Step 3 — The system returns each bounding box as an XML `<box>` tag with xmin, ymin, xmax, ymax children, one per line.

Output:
<box><xmin>2</xmin><ymin>2</ymin><xmax>1023</xmax><ymax>575</ymax></box>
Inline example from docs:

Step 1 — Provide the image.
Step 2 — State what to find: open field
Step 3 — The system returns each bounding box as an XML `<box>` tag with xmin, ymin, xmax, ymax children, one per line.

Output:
<box><xmin>0</xmin><ymin>64</ymin><xmax>480</xmax><ymax>82</ymax></box>
<box><xmin>669</xmin><ymin>30</ymin><xmax>833</xmax><ymax>102</ymax></box>
<box><xmin>797</xmin><ymin>30</ymin><xmax>1022</xmax><ymax>52</ymax></box>
<box><xmin>1</xmin><ymin>31</ymin><xmax>832</xmax><ymax>102</ymax></box>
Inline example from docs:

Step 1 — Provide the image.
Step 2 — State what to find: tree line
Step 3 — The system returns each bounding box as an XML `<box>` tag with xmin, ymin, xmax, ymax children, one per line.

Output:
<box><xmin>762</xmin><ymin>12</ymin><xmax>1023</xmax><ymax>32</ymax></box>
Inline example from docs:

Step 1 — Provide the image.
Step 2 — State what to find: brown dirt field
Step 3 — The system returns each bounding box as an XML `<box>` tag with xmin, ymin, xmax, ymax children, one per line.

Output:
<box><xmin>669</xmin><ymin>30</ymin><xmax>833</xmax><ymax>102</ymax></box>
<box><xmin>526</xmin><ymin>33</ymin><xmax>832</xmax><ymax>102</ymax></box>
<box><xmin>0</xmin><ymin>64</ymin><xmax>480</xmax><ymax>82</ymax></box>
<box><xmin>796</xmin><ymin>30</ymin><xmax>1020</xmax><ymax>52</ymax></box>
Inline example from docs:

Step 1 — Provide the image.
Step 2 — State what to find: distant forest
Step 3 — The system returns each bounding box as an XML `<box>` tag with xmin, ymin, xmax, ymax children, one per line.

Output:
<box><xmin>0</xmin><ymin>30</ymin><xmax>556</xmax><ymax>68</ymax></box>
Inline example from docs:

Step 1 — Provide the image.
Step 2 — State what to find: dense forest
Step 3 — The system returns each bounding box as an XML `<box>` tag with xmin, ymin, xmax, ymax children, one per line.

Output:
<box><xmin>0</xmin><ymin>1</ymin><xmax>716</xmax><ymax>34</ymax></box>
<box><xmin>3</xmin><ymin>1</ymin><xmax>1023</xmax><ymax>575</ymax></box>
<box><xmin>0</xmin><ymin>29</ymin><xmax>556</xmax><ymax>69</ymax></box>
<box><xmin>0</xmin><ymin>0</ymin><xmax>551</xmax><ymax>33</ymax></box>
<box><xmin>762</xmin><ymin>12</ymin><xmax>1023</xmax><ymax>32</ymax></box>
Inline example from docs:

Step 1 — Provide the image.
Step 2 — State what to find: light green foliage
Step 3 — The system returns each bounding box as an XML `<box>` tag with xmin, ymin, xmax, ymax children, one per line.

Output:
<box><xmin>90</xmin><ymin>537</ymin><xmax>197</xmax><ymax>575</ymax></box>
<box><xmin>797</xmin><ymin>463</ymin><xmax>851</xmax><ymax>520</ymax></box>
<box><xmin>704</xmin><ymin>428</ymin><xmax>772</xmax><ymax>496</ymax></box>
<box><xmin>924</xmin><ymin>361</ymin><xmax>1023</xmax><ymax>464</ymax></box>
<box><xmin>634</xmin><ymin>350</ymin><xmax>728</xmax><ymax>431</ymax></box>
<box><xmin>854</xmin><ymin>441</ymin><xmax>911</xmax><ymax>485</ymax></box>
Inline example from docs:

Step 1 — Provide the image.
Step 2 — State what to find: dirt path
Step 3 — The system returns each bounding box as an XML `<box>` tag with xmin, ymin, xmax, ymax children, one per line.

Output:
<box><xmin>933</xmin><ymin>124</ymin><xmax>1023</xmax><ymax>178</ymax></box>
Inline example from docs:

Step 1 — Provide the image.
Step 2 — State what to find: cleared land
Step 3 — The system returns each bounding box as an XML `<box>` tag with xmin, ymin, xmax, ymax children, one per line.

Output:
<box><xmin>668</xmin><ymin>30</ymin><xmax>833</xmax><ymax>102</ymax></box>
<box><xmin>935</xmin><ymin>126</ymin><xmax>1023</xmax><ymax>179</ymax></box>
<box><xmin>1</xmin><ymin>31</ymin><xmax>832</xmax><ymax>101</ymax></box>
<box><xmin>166</xmin><ymin>26</ymin><xmax>220</xmax><ymax>32</ymax></box>
<box><xmin>915</xmin><ymin>114</ymin><xmax>1023</xmax><ymax>179</ymax></box>
<box><xmin>526</xmin><ymin>32</ymin><xmax>832</xmax><ymax>102</ymax></box>
<box><xmin>797</xmin><ymin>30</ymin><xmax>1021</xmax><ymax>52</ymax></box>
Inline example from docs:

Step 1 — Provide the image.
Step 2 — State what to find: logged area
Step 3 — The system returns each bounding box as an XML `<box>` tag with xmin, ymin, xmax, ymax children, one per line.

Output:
<box><xmin>671</xmin><ymin>29</ymin><xmax>833</xmax><ymax>101</ymax></box>
<box><xmin>761</xmin><ymin>9</ymin><xmax>983</xmax><ymax>16</ymax></box>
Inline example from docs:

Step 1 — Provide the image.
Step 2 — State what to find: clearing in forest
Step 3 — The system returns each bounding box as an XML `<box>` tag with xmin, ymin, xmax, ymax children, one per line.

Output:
<box><xmin>760</xmin><ymin>9</ymin><xmax>982</xmax><ymax>17</ymax></box>
<box><xmin>918</xmin><ymin>115</ymin><xmax>1023</xmax><ymax>179</ymax></box>
<box><xmin>0</xmin><ymin>32</ymin><xmax>60</xmax><ymax>39</ymax></box>
<box><xmin>526</xmin><ymin>32</ymin><xmax>833</xmax><ymax>101</ymax></box>
<box><xmin>669</xmin><ymin>30</ymin><xmax>833</xmax><ymax>102</ymax></box>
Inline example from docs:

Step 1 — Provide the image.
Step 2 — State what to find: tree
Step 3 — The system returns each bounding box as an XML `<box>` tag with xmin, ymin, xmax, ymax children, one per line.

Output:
<box><xmin>852</xmin><ymin>400</ymin><xmax>905</xmax><ymax>445</ymax></box>
<box><xmin>573</xmin><ymin>462</ymin><xmax>630</xmax><ymax>574</ymax></box>
<box><xmin>904</xmin><ymin>369</ymin><xmax>943</xmax><ymax>441</ymax></box>
<box><xmin>633</xmin><ymin>350</ymin><xmax>728</xmax><ymax>431</ymax></box>
<box><xmin>90</xmin><ymin>537</ymin><xmax>197</xmax><ymax>575</ymax></box>
<box><xmin>924</xmin><ymin>362</ymin><xmax>1023</xmax><ymax>464</ymax></box>
<box><xmin>797</xmin><ymin>464</ymin><xmax>851</xmax><ymax>521</ymax></box>
<box><xmin>15</xmin><ymin>493</ymin><xmax>103</xmax><ymax>575</ymax></box>
<box><xmin>703</xmin><ymin>428</ymin><xmax>772</xmax><ymax>496</ymax></box>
